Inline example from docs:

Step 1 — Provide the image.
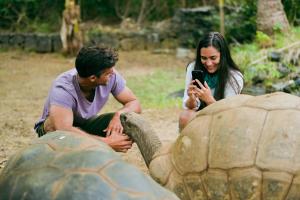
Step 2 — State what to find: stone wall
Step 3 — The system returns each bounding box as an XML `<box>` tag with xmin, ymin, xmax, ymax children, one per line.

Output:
<box><xmin>86</xmin><ymin>30</ymin><xmax>178</xmax><ymax>51</ymax></box>
<box><xmin>87</xmin><ymin>6</ymin><xmax>218</xmax><ymax>50</ymax></box>
<box><xmin>0</xmin><ymin>33</ymin><xmax>62</xmax><ymax>53</ymax></box>
<box><xmin>0</xmin><ymin>6</ymin><xmax>252</xmax><ymax>53</ymax></box>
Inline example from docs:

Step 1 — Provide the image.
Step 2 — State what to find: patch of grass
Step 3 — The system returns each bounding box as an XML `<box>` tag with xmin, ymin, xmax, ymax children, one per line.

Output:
<box><xmin>127</xmin><ymin>68</ymin><xmax>184</xmax><ymax>109</ymax></box>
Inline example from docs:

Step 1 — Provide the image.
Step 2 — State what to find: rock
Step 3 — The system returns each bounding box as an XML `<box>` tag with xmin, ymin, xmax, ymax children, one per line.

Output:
<box><xmin>51</xmin><ymin>34</ymin><xmax>62</xmax><ymax>52</ymax></box>
<box><xmin>242</xmin><ymin>86</ymin><xmax>266</xmax><ymax>96</ymax></box>
<box><xmin>168</xmin><ymin>89</ymin><xmax>184</xmax><ymax>99</ymax></box>
<box><xmin>24</xmin><ymin>33</ymin><xmax>37</xmax><ymax>51</ymax></box>
<box><xmin>277</xmin><ymin>63</ymin><xmax>291</xmax><ymax>77</ymax></box>
<box><xmin>120</xmin><ymin>37</ymin><xmax>146</xmax><ymax>51</ymax></box>
<box><xmin>9</xmin><ymin>33</ymin><xmax>24</xmax><ymax>49</ymax></box>
<box><xmin>36</xmin><ymin>34</ymin><xmax>52</xmax><ymax>53</ymax></box>
<box><xmin>0</xmin><ymin>33</ymin><xmax>10</xmax><ymax>49</ymax></box>
<box><xmin>268</xmin><ymin>51</ymin><xmax>281</xmax><ymax>62</ymax></box>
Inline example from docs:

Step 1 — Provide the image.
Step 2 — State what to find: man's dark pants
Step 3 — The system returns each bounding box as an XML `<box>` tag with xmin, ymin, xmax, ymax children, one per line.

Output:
<box><xmin>35</xmin><ymin>113</ymin><xmax>115</xmax><ymax>137</ymax></box>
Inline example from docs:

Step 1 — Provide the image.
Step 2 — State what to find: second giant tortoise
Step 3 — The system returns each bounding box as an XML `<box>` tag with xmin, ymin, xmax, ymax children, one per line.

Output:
<box><xmin>0</xmin><ymin>131</ymin><xmax>179</xmax><ymax>200</ymax></box>
<box><xmin>121</xmin><ymin>92</ymin><xmax>300</xmax><ymax>200</ymax></box>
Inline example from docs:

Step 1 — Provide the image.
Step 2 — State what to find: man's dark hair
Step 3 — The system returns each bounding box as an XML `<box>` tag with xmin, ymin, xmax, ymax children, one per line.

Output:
<box><xmin>75</xmin><ymin>46</ymin><xmax>118</xmax><ymax>78</ymax></box>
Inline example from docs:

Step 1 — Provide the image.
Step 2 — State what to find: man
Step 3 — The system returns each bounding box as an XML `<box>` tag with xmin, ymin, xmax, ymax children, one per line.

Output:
<box><xmin>34</xmin><ymin>46</ymin><xmax>142</xmax><ymax>152</ymax></box>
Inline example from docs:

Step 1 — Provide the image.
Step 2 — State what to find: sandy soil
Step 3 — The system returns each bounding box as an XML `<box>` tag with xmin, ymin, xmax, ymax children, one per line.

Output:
<box><xmin>0</xmin><ymin>50</ymin><xmax>187</xmax><ymax>174</ymax></box>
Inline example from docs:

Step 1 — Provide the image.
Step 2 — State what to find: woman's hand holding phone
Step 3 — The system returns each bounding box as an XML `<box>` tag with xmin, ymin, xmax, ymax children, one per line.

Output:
<box><xmin>187</xmin><ymin>81</ymin><xmax>197</xmax><ymax>99</ymax></box>
<box><xmin>189</xmin><ymin>70</ymin><xmax>205</xmax><ymax>100</ymax></box>
<box><xmin>189</xmin><ymin>79</ymin><xmax>216</xmax><ymax>105</ymax></box>
<box><xmin>192</xmin><ymin>70</ymin><xmax>205</xmax><ymax>88</ymax></box>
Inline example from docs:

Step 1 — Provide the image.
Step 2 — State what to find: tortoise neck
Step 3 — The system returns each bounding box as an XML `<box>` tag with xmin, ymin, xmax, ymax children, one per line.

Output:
<box><xmin>121</xmin><ymin>113</ymin><xmax>162</xmax><ymax>167</ymax></box>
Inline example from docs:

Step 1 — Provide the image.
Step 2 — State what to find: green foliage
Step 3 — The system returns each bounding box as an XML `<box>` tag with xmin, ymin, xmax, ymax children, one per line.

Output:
<box><xmin>225</xmin><ymin>0</ymin><xmax>255</xmax><ymax>6</ymax></box>
<box><xmin>292</xmin><ymin>26</ymin><xmax>300</xmax><ymax>34</ymax></box>
<box><xmin>80</xmin><ymin>0</ymin><xmax>117</xmax><ymax>23</ymax></box>
<box><xmin>0</xmin><ymin>0</ymin><xmax>64</xmax><ymax>32</ymax></box>
<box><xmin>225</xmin><ymin>0</ymin><xmax>257</xmax><ymax>43</ymax></box>
<box><xmin>255</xmin><ymin>31</ymin><xmax>273</xmax><ymax>48</ymax></box>
<box><xmin>86</xmin><ymin>27</ymin><xmax>102</xmax><ymax>39</ymax></box>
<box><xmin>245</xmin><ymin>63</ymin><xmax>281</xmax><ymax>86</ymax></box>
<box><xmin>273</xmin><ymin>22</ymin><xmax>284</xmax><ymax>33</ymax></box>
<box><xmin>126</xmin><ymin>69</ymin><xmax>184</xmax><ymax>108</ymax></box>
<box><xmin>282</xmin><ymin>0</ymin><xmax>300</xmax><ymax>25</ymax></box>
<box><xmin>1</xmin><ymin>0</ymin><xmax>299</xmax><ymax>33</ymax></box>
<box><xmin>232</xmin><ymin>43</ymin><xmax>259</xmax><ymax>83</ymax></box>
<box><xmin>273</xmin><ymin>26</ymin><xmax>300</xmax><ymax>48</ymax></box>
<box><xmin>232</xmin><ymin>26</ymin><xmax>300</xmax><ymax>86</ymax></box>
<box><xmin>232</xmin><ymin>43</ymin><xmax>259</xmax><ymax>65</ymax></box>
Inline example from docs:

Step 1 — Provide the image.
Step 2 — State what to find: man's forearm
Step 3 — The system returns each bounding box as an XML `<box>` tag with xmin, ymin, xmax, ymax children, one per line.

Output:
<box><xmin>116</xmin><ymin>99</ymin><xmax>142</xmax><ymax>116</ymax></box>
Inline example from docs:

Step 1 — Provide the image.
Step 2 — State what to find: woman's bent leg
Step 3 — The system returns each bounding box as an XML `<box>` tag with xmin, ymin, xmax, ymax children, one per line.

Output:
<box><xmin>178</xmin><ymin>109</ymin><xmax>196</xmax><ymax>132</ymax></box>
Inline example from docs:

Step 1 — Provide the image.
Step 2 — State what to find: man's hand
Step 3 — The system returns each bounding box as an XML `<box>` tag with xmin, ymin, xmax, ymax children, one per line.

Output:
<box><xmin>101</xmin><ymin>133</ymin><xmax>133</xmax><ymax>153</ymax></box>
<box><xmin>103</xmin><ymin>112</ymin><xmax>123</xmax><ymax>136</ymax></box>
<box><xmin>103</xmin><ymin>86</ymin><xmax>142</xmax><ymax>136</ymax></box>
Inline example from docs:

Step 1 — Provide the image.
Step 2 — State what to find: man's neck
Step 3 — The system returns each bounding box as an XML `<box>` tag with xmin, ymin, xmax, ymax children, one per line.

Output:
<box><xmin>77</xmin><ymin>75</ymin><xmax>95</xmax><ymax>101</ymax></box>
<box><xmin>77</xmin><ymin>75</ymin><xmax>93</xmax><ymax>91</ymax></box>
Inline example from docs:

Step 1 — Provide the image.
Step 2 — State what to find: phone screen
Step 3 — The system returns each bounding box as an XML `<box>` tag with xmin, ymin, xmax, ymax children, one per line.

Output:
<box><xmin>192</xmin><ymin>70</ymin><xmax>204</xmax><ymax>88</ymax></box>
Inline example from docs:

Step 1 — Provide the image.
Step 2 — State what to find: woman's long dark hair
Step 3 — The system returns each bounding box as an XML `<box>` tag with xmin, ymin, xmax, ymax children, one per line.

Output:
<box><xmin>194</xmin><ymin>32</ymin><xmax>242</xmax><ymax>101</ymax></box>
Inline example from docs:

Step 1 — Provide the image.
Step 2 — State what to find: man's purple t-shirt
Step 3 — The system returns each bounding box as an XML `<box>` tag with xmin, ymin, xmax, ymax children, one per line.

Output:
<box><xmin>34</xmin><ymin>68</ymin><xmax>126</xmax><ymax>129</ymax></box>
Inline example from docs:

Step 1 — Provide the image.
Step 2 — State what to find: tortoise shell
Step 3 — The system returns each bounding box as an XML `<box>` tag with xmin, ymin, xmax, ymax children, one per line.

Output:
<box><xmin>150</xmin><ymin>92</ymin><xmax>300</xmax><ymax>200</ymax></box>
<box><xmin>0</xmin><ymin>131</ymin><xmax>179</xmax><ymax>200</ymax></box>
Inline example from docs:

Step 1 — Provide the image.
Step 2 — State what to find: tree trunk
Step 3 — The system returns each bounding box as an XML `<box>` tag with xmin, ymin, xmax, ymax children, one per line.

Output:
<box><xmin>257</xmin><ymin>0</ymin><xmax>290</xmax><ymax>35</ymax></box>
<box><xmin>219</xmin><ymin>0</ymin><xmax>225</xmax><ymax>36</ymax></box>
<box><xmin>137</xmin><ymin>0</ymin><xmax>147</xmax><ymax>26</ymax></box>
<box><xmin>114</xmin><ymin>0</ymin><xmax>131</xmax><ymax>20</ymax></box>
<box><xmin>181</xmin><ymin>0</ymin><xmax>187</xmax><ymax>8</ymax></box>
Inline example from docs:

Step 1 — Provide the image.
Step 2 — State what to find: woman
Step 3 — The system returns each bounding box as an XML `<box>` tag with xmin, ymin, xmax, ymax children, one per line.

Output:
<box><xmin>179</xmin><ymin>32</ymin><xmax>244</xmax><ymax>130</ymax></box>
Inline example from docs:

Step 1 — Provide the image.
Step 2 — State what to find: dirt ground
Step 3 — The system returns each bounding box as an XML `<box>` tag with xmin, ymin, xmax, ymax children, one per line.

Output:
<box><xmin>0</xmin><ymin>50</ymin><xmax>187</xmax><ymax>174</ymax></box>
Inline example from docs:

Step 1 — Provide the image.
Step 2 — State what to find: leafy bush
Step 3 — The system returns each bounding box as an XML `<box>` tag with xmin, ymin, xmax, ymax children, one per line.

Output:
<box><xmin>0</xmin><ymin>0</ymin><xmax>63</xmax><ymax>32</ymax></box>
<box><xmin>255</xmin><ymin>31</ymin><xmax>273</xmax><ymax>48</ymax></box>
<box><xmin>232</xmin><ymin>26</ymin><xmax>300</xmax><ymax>86</ymax></box>
<box><xmin>283</xmin><ymin>0</ymin><xmax>300</xmax><ymax>25</ymax></box>
<box><xmin>225</xmin><ymin>0</ymin><xmax>257</xmax><ymax>43</ymax></box>
<box><xmin>245</xmin><ymin>63</ymin><xmax>281</xmax><ymax>86</ymax></box>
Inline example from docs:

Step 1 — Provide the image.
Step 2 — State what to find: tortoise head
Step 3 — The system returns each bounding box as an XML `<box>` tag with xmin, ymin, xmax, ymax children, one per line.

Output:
<box><xmin>120</xmin><ymin>112</ymin><xmax>163</xmax><ymax>167</ymax></box>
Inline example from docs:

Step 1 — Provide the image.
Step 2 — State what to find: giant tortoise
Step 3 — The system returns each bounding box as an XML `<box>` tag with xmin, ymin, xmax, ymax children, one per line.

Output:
<box><xmin>121</xmin><ymin>92</ymin><xmax>300</xmax><ymax>200</ymax></box>
<box><xmin>0</xmin><ymin>131</ymin><xmax>179</xmax><ymax>200</ymax></box>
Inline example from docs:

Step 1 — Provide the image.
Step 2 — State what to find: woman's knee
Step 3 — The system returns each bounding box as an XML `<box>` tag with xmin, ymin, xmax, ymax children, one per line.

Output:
<box><xmin>179</xmin><ymin>109</ymin><xmax>196</xmax><ymax>130</ymax></box>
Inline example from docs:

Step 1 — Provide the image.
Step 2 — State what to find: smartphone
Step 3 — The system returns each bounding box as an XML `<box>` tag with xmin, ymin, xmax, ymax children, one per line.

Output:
<box><xmin>192</xmin><ymin>70</ymin><xmax>204</xmax><ymax>88</ymax></box>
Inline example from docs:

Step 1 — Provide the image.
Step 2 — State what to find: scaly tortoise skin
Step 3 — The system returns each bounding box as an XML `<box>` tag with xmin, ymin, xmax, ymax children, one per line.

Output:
<box><xmin>0</xmin><ymin>131</ymin><xmax>179</xmax><ymax>200</ymax></box>
<box><xmin>121</xmin><ymin>92</ymin><xmax>300</xmax><ymax>200</ymax></box>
